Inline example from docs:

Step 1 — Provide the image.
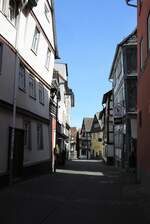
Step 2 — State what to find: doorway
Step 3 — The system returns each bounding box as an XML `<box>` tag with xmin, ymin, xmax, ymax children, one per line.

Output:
<box><xmin>8</xmin><ymin>128</ymin><xmax>24</xmax><ymax>178</ymax></box>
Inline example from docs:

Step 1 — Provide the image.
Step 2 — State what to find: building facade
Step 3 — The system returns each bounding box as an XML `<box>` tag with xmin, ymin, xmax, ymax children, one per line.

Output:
<box><xmin>90</xmin><ymin>112</ymin><xmax>103</xmax><ymax>159</ymax></box>
<box><xmin>80</xmin><ymin>118</ymin><xmax>93</xmax><ymax>159</ymax></box>
<box><xmin>109</xmin><ymin>30</ymin><xmax>137</xmax><ymax>168</ymax></box>
<box><xmin>0</xmin><ymin>0</ymin><xmax>58</xmax><ymax>179</ymax></box>
<box><xmin>54</xmin><ymin>62</ymin><xmax>74</xmax><ymax>162</ymax></box>
<box><xmin>136</xmin><ymin>0</ymin><xmax>150</xmax><ymax>188</ymax></box>
<box><xmin>70</xmin><ymin>127</ymin><xmax>78</xmax><ymax>160</ymax></box>
<box><xmin>102</xmin><ymin>90</ymin><xmax>114</xmax><ymax>165</ymax></box>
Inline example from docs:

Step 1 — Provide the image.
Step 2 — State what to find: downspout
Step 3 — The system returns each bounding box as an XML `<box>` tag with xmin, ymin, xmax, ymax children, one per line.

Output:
<box><xmin>51</xmin><ymin>0</ymin><xmax>60</xmax><ymax>59</ymax></box>
<box><xmin>9</xmin><ymin>6</ymin><xmax>22</xmax><ymax>187</ymax></box>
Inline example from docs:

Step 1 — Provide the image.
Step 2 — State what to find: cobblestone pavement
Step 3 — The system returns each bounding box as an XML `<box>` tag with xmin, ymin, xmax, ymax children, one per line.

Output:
<box><xmin>0</xmin><ymin>160</ymin><xmax>149</xmax><ymax>224</ymax></box>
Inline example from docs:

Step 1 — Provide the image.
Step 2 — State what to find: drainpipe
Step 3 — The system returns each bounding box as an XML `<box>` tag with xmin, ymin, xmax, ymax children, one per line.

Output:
<box><xmin>9</xmin><ymin>8</ymin><xmax>22</xmax><ymax>186</ymax></box>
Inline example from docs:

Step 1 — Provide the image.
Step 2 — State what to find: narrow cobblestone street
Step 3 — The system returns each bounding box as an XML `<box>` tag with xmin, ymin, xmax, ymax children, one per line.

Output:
<box><xmin>0</xmin><ymin>160</ymin><xmax>149</xmax><ymax>224</ymax></box>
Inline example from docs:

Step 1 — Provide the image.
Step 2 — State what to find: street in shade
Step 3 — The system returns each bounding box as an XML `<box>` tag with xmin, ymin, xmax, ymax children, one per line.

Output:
<box><xmin>0</xmin><ymin>160</ymin><xmax>149</xmax><ymax>224</ymax></box>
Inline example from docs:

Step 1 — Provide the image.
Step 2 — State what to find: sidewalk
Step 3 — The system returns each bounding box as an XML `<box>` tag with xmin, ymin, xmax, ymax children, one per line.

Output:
<box><xmin>120</xmin><ymin>170</ymin><xmax>150</xmax><ymax>224</ymax></box>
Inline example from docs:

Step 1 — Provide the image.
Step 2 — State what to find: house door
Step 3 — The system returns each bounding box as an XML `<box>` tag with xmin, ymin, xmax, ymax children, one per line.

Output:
<box><xmin>9</xmin><ymin>128</ymin><xmax>24</xmax><ymax>178</ymax></box>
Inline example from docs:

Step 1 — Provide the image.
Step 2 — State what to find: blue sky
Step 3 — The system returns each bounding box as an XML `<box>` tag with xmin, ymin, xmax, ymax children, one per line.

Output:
<box><xmin>55</xmin><ymin>0</ymin><xmax>136</xmax><ymax>128</ymax></box>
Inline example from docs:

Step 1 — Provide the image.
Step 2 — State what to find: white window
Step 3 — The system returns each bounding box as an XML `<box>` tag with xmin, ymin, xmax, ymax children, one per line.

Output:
<box><xmin>0</xmin><ymin>0</ymin><xmax>16</xmax><ymax>25</ymax></box>
<box><xmin>24</xmin><ymin>121</ymin><xmax>31</xmax><ymax>150</ymax></box>
<box><xmin>29</xmin><ymin>75</ymin><xmax>36</xmax><ymax>98</ymax></box>
<box><xmin>37</xmin><ymin>123</ymin><xmax>43</xmax><ymax>150</ymax></box>
<box><xmin>0</xmin><ymin>0</ymin><xmax>9</xmax><ymax>14</ymax></box>
<box><xmin>148</xmin><ymin>13</ymin><xmax>150</xmax><ymax>52</ymax></box>
<box><xmin>39</xmin><ymin>83</ymin><xmax>44</xmax><ymax>104</ymax></box>
<box><xmin>19</xmin><ymin>64</ymin><xmax>26</xmax><ymax>91</ymax></box>
<box><xmin>8</xmin><ymin>0</ymin><xmax>16</xmax><ymax>25</ymax></box>
<box><xmin>31</xmin><ymin>27</ymin><xmax>40</xmax><ymax>53</ymax></box>
<box><xmin>45</xmin><ymin>48</ymin><xmax>51</xmax><ymax>69</ymax></box>
<box><xmin>44</xmin><ymin>3</ymin><xmax>50</xmax><ymax>23</ymax></box>
<box><xmin>0</xmin><ymin>0</ymin><xmax>3</xmax><ymax>10</ymax></box>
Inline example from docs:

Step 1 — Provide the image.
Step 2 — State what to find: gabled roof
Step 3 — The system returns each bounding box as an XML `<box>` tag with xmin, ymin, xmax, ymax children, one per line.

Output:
<box><xmin>91</xmin><ymin>113</ymin><xmax>101</xmax><ymax>132</ymax></box>
<box><xmin>102</xmin><ymin>90</ymin><xmax>112</xmax><ymax>104</ymax></box>
<box><xmin>95</xmin><ymin>112</ymin><xmax>100</xmax><ymax>121</ymax></box>
<box><xmin>109</xmin><ymin>28</ymin><xmax>137</xmax><ymax>80</ymax></box>
<box><xmin>71</xmin><ymin>127</ymin><xmax>78</xmax><ymax>140</ymax></box>
<box><xmin>82</xmin><ymin>118</ymin><xmax>93</xmax><ymax>132</ymax></box>
<box><xmin>99</xmin><ymin>110</ymin><xmax>104</xmax><ymax>119</ymax></box>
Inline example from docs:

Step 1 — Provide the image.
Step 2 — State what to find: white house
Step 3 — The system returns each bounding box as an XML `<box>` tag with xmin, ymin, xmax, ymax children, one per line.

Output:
<box><xmin>0</xmin><ymin>0</ymin><xmax>58</xmax><ymax>179</ymax></box>
<box><xmin>109</xmin><ymin>30</ymin><xmax>137</xmax><ymax>168</ymax></box>
<box><xmin>54</xmin><ymin>62</ymin><xmax>74</xmax><ymax>161</ymax></box>
<box><xmin>102</xmin><ymin>90</ymin><xmax>114</xmax><ymax>165</ymax></box>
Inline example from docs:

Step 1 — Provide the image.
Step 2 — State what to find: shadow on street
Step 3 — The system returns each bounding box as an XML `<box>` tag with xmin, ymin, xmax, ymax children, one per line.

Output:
<box><xmin>0</xmin><ymin>160</ymin><xmax>149</xmax><ymax>224</ymax></box>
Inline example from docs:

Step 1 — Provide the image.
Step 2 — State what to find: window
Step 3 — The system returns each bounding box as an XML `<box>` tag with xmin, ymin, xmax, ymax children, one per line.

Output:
<box><xmin>1</xmin><ymin>0</ymin><xmax>9</xmax><ymax>13</ymax></box>
<box><xmin>24</xmin><ymin>121</ymin><xmax>31</xmax><ymax>150</ymax></box>
<box><xmin>127</xmin><ymin>79</ymin><xmax>137</xmax><ymax>112</ymax></box>
<box><xmin>126</xmin><ymin>46</ymin><xmax>137</xmax><ymax>74</ymax></box>
<box><xmin>19</xmin><ymin>64</ymin><xmax>26</xmax><ymax>91</ymax></box>
<box><xmin>37</xmin><ymin>123</ymin><xmax>43</xmax><ymax>150</ymax></box>
<box><xmin>0</xmin><ymin>0</ymin><xmax>3</xmax><ymax>10</ymax></box>
<box><xmin>44</xmin><ymin>3</ymin><xmax>50</xmax><ymax>22</ymax></box>
<box><xmin>8</xmin><ymin>0</ymin><xmax>16</xmax><ymax>25</ymax></box>
<box><xmin>39</xmin><ymin>83</ymin><xmax>44</xmax><ymax>104</ymax></box>
<box><xmin>1</xmin><ymin>0</ymin><xmax>16</xmax><ymax>25</ymax></box>
<box><xmin>29</xmin><ymin>75</ymin><xmax>36</xmax><ymax>98</ymax></box>
<box><xmin>31</xmin><ymin>27</ymin><xmax>40</xmax><ymax>53</ymax></box>
<box><xmin>148</xmin><ymin>13</ymin><xmax>150</xmax><ymax>53</ymax></box>
<box><xmin>140</xmin><ymin>38</ymin><xmax>144</xmax><ymax>70</ymax></box>
<box><xmin>45</xmin><ymin>48</ymin><xmax>51</xmax><ymax>69</ymax></box>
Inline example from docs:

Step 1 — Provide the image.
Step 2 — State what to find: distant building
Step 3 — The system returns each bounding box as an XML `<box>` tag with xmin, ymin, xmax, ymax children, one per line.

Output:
<box><xmin>109</xmin><ymin>30</ymin><xmax>137</xmax><ymax>168</ymax></box>
<box><xmin>80</xmin><ymin>118</ymin><xmax>93</xmax><ymax>159</ymax></box>
<box><xmin>70</xmin><ymin>127</ymin><xmax>78</xmax><ymax>160</ymax></box>
<box><xmin>90</xmin><ymin>112</ymin><xmax>103</xmax><ymax>159</ymax></box>
<box><xmin>99</xmin><ymin>110</ymin><xmax>105</xmax><ymax>160</ymax></box>
<box><xmin>54</xmin><ymin>63</ymin><xmax>74</xmax><ymax>163</ymax></box>
<box><xmin>76</xmin><ymin>128</ymin><xmax>81</xmax><ymax>159</ymax></box>
<box><xmin>102</xmin><ymin>90</ymin><xmax>114</xmax><ymax>165</ymax></box>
